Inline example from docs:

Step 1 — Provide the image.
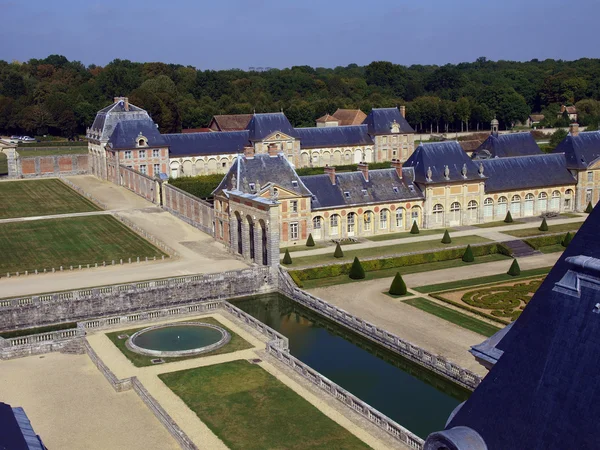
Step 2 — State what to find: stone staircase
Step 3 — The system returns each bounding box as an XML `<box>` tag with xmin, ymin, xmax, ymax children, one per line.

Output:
<box><xmin>503</xmin><ymin>240</ymin><xmax>540</xmax><ymax>258</ymax></box>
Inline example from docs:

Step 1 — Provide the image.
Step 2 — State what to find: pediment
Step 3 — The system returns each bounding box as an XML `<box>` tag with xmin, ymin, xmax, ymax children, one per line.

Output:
<box><xmin>258</xmin><ymin>183</ymin><xmax>298</xmax><ymax>200</ymax></box>
<box><xmin>263</xmin><ymin>131</ymin><xmax>294</xmax><ymax>142</ymax></box>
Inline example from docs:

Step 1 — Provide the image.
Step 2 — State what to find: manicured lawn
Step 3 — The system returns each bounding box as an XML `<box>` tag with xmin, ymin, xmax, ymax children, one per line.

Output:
<box><xmin>0</xmin><ymin>215</ymin><xmax>165</xmax><ymax>274</ymax></box>
<box><xmin>473</xmin><ymin>220</ymin><xmax>524</xmax><ymax>228</ymax></box>
<box><xmin>403</xmin><ymin>297</ymin><xmax>501</xmax><ymax>337</ymax></box>
<box><xmin>0</xmin><ymin>152</ymin><xmax>7</xmax><ymax>176</ymax></box>
<box><xmin>0</xmin><ymin>179</ymin><xmax>100</xmax><ymax>219</ymax></box>
<box><xmin>505</xmin><ymin>221</ymin><xmax>583</xmax><ymax>238</ymax></box>
<box><xmin>412</xmin><ymin>267</ymin><xmax>552</xmax><ymax>293</ymax></box>
<box><xmin>301</xmin><ymin>253</ymin><xmax>510</xmax><ymax>289</ymax></box>
<box><xmin>538</xmin><ymin>244</ymin><xmax>565</xmax><ymax>254</ymax></box>
<box><xmin>366</xmin><ymin>228</ymin><xmax>453</xmax><ymax>242</ymax></box>
<box><xmin>160</xmin><ymin>360</ymin><xmax>371</xmax><ymax>450</ymax></box>
<box><xmin>17</xmin><ymin>147</ymin><xmax>88</xmax><ymax>156</ymax></box>
<box><xmin>286</xmin><ymin>235</ymin><xmax>491</xmax><ymax>268</ymax></box>
<box><xmin>106</xmin><ymin>317</ymin><xmax>253</xmax><ymax>367</ymax></box>
<box><xmin>280</xmin><ymin>242</ymin><xmax>328</xmax><ymax>253</ymax></box>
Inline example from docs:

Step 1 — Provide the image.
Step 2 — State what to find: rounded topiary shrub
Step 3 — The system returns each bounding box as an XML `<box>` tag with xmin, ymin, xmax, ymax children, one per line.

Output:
<box><xmin>562</xmin><ymin>232</ymin><xmax>573</xmax><ymax>247</ymax></box>
<box><xmin>507</xmin><ymin>259</ymin><xmax>521</xmax><ymax>276</ymax></box>
<box><xmin>410</xmin><ymin>221</ymin><xmax>420</xmax><ymax>234</ymax></box>
<box><xmin>504</xmin><ymin>211</ymin><xmax>513</xmax><ymax>223</ymax></box>
<box><xmin>389</xmin><ymin>272</ymin><xmax>407</xmax><ymax>296</ymax></box>
<box><xmin>462</xmin><ymin>244</ymin><xmax>474</xmax><ymax>262</ymax></box>
<box><xmin>282</xmin><ymin>249</ymin><xmax>292</xmax><ymax>265</ymax></box>
<box><xmin>441</xmin><ymin>229</ymin><xmax>452</xmax><ymax>244</ymax></box>
<box><xmin>306</xmin><ymin>233</ymin><xmax>315</xmax><ymax>247</ymax></box>
<box><xmin>333</xmin><ymin>242</ymin><xmax>344</xmax><ymax>258</ymax></box>
<box><xmin>585</xmin><ymin>201</ymin><xmax>593</xmax><ymax>214</ymax></box>
<box><xmin>349</xmin><ymin>256</ymin><xmax>365</xmax><ymax>280</ymax></box>
<box><xmin>539</xmin><ymin>218</ymin><xmax>548</xmax><ymax>231</ymax></box>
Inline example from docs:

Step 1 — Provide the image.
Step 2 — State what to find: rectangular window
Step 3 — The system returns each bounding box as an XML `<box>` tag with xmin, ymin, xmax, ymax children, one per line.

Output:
<box><xmin>382</xmin><ymin>136</ymin><xmax>388</xmax><ymax>144</ymax></box>
<box><xmin>139</xmin><ymin>165</ymin><xmax>147</xmax><ymax>174</ymax></box>
<box><xmin>290</xmin><ymin>222</ymin><xmax>299</xmax><ymax>240</ymax></box>
<box><xmin>396</xmin><ymin>210</ymin><xmax>403</xmax><ymax>227</ymax></box>
<box><xmin>153</xmin><ymin>164</ymin><xmax>160</xmax><ymax>175</ymax></box>
<box><xmin>290</xmin><ymin>200</ymin><xmax>298</xmax><ymax>213</ymax></box>
<box><xmin>586</xmin><ymin>189</ymin><xmax>593</xmax><ymax>204</ymax></box>
<box><xmin>380</xmin><ymin>210</ymin><xmax>388</xmax><ymax>229</ymax></box>
<box><xmin>153</xmin><ymin>149</ymin><xmax>160</xmax><ymax>158</ymax></box>
<box><xmin>287</xmin><ymin>141</ymin><xmax>292</xmax><ymax>150</ymax></box>
<box><xmin>139</xmin><ymin>149</ymin><xmax>146</xmax><ymax>158</ymax></box>
<box><xmin>125</xmin><ymin>151</ymin><xmax>132</xmax><ymax>159</ymax></box>
<box><xmin>393</xmin><ymin>136</ymin><xmax>398</xmax><ymax>143</ymax></box>
<box><xmin>588</xmin><ymin>171</ymin><xmax>594</xmax><ymax>182</ymax></box>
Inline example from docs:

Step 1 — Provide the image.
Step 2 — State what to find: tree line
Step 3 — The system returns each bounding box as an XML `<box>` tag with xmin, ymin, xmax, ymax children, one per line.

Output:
<box><xmin>1</xmin><ymin>55</ymin><xmax>600</xmax><ymax>137</ymax></box>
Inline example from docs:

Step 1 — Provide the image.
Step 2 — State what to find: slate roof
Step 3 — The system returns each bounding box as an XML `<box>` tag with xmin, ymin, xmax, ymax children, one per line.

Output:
<box><xmin>246</xmin><ymin>113</ymin><xmax>297</xmax><ymax>141</ymax></box>
<box><xmin>107</xmin><ymin>119</ymin><xmax>164</xmax><ymax>149</ymax></box>
<box><xmin>301</xmin><ymin>168</ymin><xmax>423</xmax><ymax>209</ymax></box>
<box><xmin>294</xmin><ymin>125</ymin><xmax>374</xmax><ymax>149</ymax></box>
<box><xmin>404</xmin><ymin>142</ymin><xmax>483</xmax><ymax>185</ymax></box>
<box><xmin>316</xmin><ymin>114</ymin><xmax>340</xmax><ymax>124</ymax></box>
<box><xmin>471</xmin><ymin>132</ymin><xmax>542</xmax><ymax>159</ymax></box>
<box><xmin>362</xmin><ymin>108</ymin><xmax>414</xmax><ymax>135</ymax></box>
<box><xmin>163</xmin><ymin>131</ymin><xmax>250</xmax><ymax>157</ymax></box>
<box><xmin>0</xmin><ymin>402</ymin><xmax>45</xmax><ymax>450</ymax></box>
<box><xmin>480</xmin><ymin>154</ymin><xmax>576</xmax><ymax>193</ymax></box>
<box><xmin>433</xmin><ymin>205</ymin><xmax>600</xmax><ymax>450</ymax></box>
<box><xmin>88</xmin><ymin>99</ymin><xmax>150</xmax><ymax>142</ymax></box>
<box><xmin>459</xmin><ymin>139</ymin><xmax>482</xmax><ymax>153</ymax></box>
<box><xmin>214</xmin><ymin>153</ymin><xmax>311</xmax><ymax>197</ymax></box>
<box><xmin>553</xmin><ymin>130</ymin><xmax>600</xmax><ymax>169</ymax></box>
<box><xmin>332</xmin><ymin>109</ymin><xmax>367</xmax><ymax>126</ymax></box>
<box><xmin>209</xmin><ymin>114</ymin><xmax>253</xmax><ymax>131</ymax></box>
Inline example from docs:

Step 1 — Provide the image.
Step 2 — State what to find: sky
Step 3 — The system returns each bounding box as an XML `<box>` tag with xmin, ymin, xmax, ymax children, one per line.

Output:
<box><xmin>2</xmin><ymin>0</ymin><xmax>600</xmax><ymax>70</ymax></box>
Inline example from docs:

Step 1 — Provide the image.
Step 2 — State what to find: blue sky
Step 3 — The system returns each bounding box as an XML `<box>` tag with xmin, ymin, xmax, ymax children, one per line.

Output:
<box><xmin>2</xmin><ymin>0</ymin><xmax>599</xmax><ymax>69</ymax></box>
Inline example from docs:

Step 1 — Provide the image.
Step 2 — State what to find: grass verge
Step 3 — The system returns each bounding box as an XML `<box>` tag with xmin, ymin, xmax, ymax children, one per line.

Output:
<box><xmin>280</xmin><ymin>242</ymin><xmax>328</xmax><ymax>254</ymax></box>
<box><xmin>0</xmin><ymin>322</ymin><xmax>77</xmax><ymax>338</ymax></box>
<box><xmin>473</xmin><ymin>220</ymin><xmax>524</xmax><ymax>228</ymax></box>
<box><xmin>505</xmin><ymin>221</ymin><xmax>583</xmax><ymax>238</ymax></box>
<box><xmin>402</xmin><ymin>297</ymin><xmax>501</xmax><ymax>337</ymax></box>
<box><xmin>105</xmin><ymin>317</ymin><xmax>253</xmax><ymax>367</ymax></box>
<box><xmin>160</xmin><ymin>360</ymin><xmax>371</xmax><ymax>450</ymax></box>
<box><xmin>538</xmin><ymin>244</ymin><xmax>565</xmax><ymax>254</ymax></box>
<box><xmin>0</xmin><ymin>152</ymin><xmax>7</xmax><ymax>176</ymax></box>
<box><xmin>0</xmin><ymin>215</ymin><xmax>165</xmax><ymax>274</ymax></box>
<box><xmin>366</xmin><ymin>228</ymin><xmax>453</xmax><ymax>242</ymax></box>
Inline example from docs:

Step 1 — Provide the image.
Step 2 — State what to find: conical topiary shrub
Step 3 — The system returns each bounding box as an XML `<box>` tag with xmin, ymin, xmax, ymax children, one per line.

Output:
<box><xmin>389</xmin><ymin>272</ymin><xmax>407</xmax><ymax>296</ymax></box>
<box><xmin>462</xmin><ymin>244</ymin><xmax>474</xmax><ymax>262</ymax></box>
<box><xmin>504</xmin><ymin>211</ymin><xmax>513</xmax><ymax>223</ymax></box>
<box><xmin>562</xmin><ymin>232</ymin><xmax>573</xmax><ymax>247</ymax></box>
<box><xmin>333</xmin><ymin>242</ymin><xmax>344</xmax><ymax>258</ymax></box>
<box><xmin>410</xmin><ymin>221</ymin><xmax>420</xmax><ymax>234</ymax></box>
<box><xmin>441</xmin><ymin>229</ymin><xmax>452</xmax><ymax>244</ymax></box>
<box><xmin>585</xmin><ymin>201</ymin><xmax>593</xmax><ymax>214</ymax></box>
<box><xmin>306</xmin><ymin>233</ymin><xmax>315</xmax><ymax>247</ymax></box>
<box><xmin>507</xmin><ymin>259</ymin><xmax>521</xmax><ymax>276</ymax></box>
<box><xmin>349</xmin><ymin>256</ymin><xmax>365</xmax><ymax>280</ymax></box>
<box><xmin>539</xmin><ymin>217</ymin><xmax>548</xmax><ymax>231</ymax></box>
<box><xmin>282</xmin><ymin>249</ymin><xmax>292</xmax><ymax>265</ymax></box>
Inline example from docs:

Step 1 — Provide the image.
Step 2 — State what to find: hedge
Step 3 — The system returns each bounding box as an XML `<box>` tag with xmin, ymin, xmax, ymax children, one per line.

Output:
<box><xmin>18</xmin><ymin>140</ymin><xmax>87</xmax><ymax>148</ymax></box>
<box><xmin>169</xmin><ymin>174</ymin><xmax>224</xmax><ymax>199</ymax></box>
<box><xmin>289</xmin><ymin>242</ymin><xmax>511</xmax><ymax>282</ymax></box>
<box><xmin>0</xmin><ymin>322</ymin><xmax>77</xmax><ymax>339</ymax></box>
<box><xmin>295</xmin><ymin>162</ymin><xmax>391</xmax><ymax>176</ymax></box>
<box><xmin>523</xmin><ymin>233</ymin><xmax>572</xmax><ymax>250</ymax></box>
<box><xmin>430</xmin><ymin>294</ymin><xmax>511</xmax><ymax>325</ymax></box>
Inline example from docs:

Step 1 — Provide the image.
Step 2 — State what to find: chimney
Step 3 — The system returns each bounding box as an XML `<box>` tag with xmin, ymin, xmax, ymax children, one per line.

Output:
<box><xmin>324</xmin><ymin>165</ymin><xmax>336</xmax><ymax>185</ymax></box>
<box><xmin>267</xmin><ymin>143</ymin><xmax>278</xmax><ymax>157</ymax></box>
<box><xmin>113</xmin><ymin>96</ymin><xmax>129</xmax><ymax>111</ymax></box>
<box><xmin>243</xmin><ymin>146</ymin><xmax>255</xmax><ymax>159</ymax></box>
<box><xmin>358</xmin><ymin>161</ymin><xmax>369</xmax><ymax>182</ymax></box>
<box><xmin>391</xmin><ymin>159</ymin><xmax>403</xmax><ymax>178</ymax></box>
<box><xmin>399</xmin><ymin>105</ymin><xmax>406</xmax><ymax>118</ymax></box>
<box><xmin>570</xmin><ymin>123</ymin><xmax>579</xmax><ymax>137</ymax></box>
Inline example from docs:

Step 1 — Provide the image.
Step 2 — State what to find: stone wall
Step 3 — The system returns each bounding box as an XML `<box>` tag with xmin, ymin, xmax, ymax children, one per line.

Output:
<box><xmin>118</xmin><ymin>165</ymin><xmax>160</xmax><ymax>204</ymax></box>
<box><xmin>162</xmin><ymin>183</ymin><xmax>215</xmax><ymax>235</ymax></box>
<box><xmin>16</xmin><ymin>154</ymin><xmax>89</xmax><ymax>178</ymax></box>
<box><xmin>0</xmin><ymin>267</ymin><xmax>276</xmax><ymax>331</ymax></box>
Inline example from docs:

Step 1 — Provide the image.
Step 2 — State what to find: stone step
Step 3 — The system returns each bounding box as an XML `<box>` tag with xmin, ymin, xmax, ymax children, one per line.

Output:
<box><xmin>503</xmin><ymin>240</ymin><xmax>540</xmax><ymax>258</ymax></box>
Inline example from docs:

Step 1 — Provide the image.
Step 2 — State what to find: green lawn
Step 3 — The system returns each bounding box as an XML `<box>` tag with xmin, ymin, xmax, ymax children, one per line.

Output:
<box><xmin>403</xmin><ymin>297</ymin><xmax>501</xmax><ymax>337</ymax></box>
<box><xmin>0</xmin><ymin>179</ymin><xmax>100</xmax><ymax>219</ymax></box>
<box><xmin>0</xmin><ymin>152</ymin><xmax>7</xmax><ymax>176</ymax></box>
<box><xmin>301</xmin><ymin>253</ymin><xmax>510</xmax><ymax>289</ymax></box>
<box><xmin>106</xmin><ymin>317</ymin><xmax>253</xmax><ymax>367</ymax></box>
<box><xmin>280</xmin><ymin>242</ymin><xmax>328</xmax><ymax>254</ymax></box>
<box><xmin>366</xmin><ymin>228</ymin><xmax>454</xmax><ymax>242</ymax></box>
<box><xmin>538</xmin><ymin>244</ymin><xmax>566</xmax><ymax>254</ymax></box>
<box><xmin>286</xmin><ymin>235</ymin><xmax>491</xmax><ymax>268</ymax></box>
<box><xmin>0</xmin><ymin>215</ymin><xmax>165</xmax><ymax>274</ymax></box>
<box><xmin>505</xmin><ymin>221</ymin><xmax>583</xmax><ymax>238</ymax></box>
<box><xmin>473</xmin><ymin>220</ymin><xmax>524</xmax><ymax>228</ymax></box>
<box><xmin>17</xmin><ymin>147</ymin><xmax>88</xmax><ymax>156</ymax></box>
<box><xmin>160</xmin><ymin>360</ymin><xmax>371</xmax><ymax>450</ymax></box>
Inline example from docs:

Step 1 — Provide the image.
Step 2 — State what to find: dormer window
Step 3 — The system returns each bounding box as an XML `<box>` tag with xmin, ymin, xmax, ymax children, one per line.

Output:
<box><xmin>136</xmin><ymin>135</ymin><xmax>147</xmax><ymax>147</ymax></box>
<box><xmin>362</xmin><ymin>189</ymin><xmax>368</xmax><ymax>196</ymax></box>
<box><xmin>249</xmin><ymin>183</ymin><xmax>256</xmax><ymax>192</ymax></box>
<box><xmin>392</xmin><ymin>187</ymin><xmax>399</xmax><ymax>193</ymax></box>
<box><xmin>291</xmin><ymin>180</ymin><xmax>298</xmax><ymax>188</ymax></box>
<box><xmin>409</xmin><ymin>185</ymin><xmax>415</xmax><ymax>193</ymax></box>
<box><xmin>344</xmin><ymin>191</ymin><xmax>351</xmax><ymax>198</ymax></box>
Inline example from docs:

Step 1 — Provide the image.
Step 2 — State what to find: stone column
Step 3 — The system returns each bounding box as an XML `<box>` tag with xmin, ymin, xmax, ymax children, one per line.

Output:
<box><xmin>266</xmin><ymin>206</ymin><xmax>280</xmax><ymax>266</ymax></box>
<box><xmin>241</xmin><ymin>220</ymin><xmax>251</xmax><ymax>260</ymax></box>
<box><xmin>253</xmin><ymin>221</ymin><xmax>263</xmax><ymax>265</ymax></box>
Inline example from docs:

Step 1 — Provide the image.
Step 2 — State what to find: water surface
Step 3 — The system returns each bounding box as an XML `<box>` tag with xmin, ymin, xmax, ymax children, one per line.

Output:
<box><xmin>132</xmin><ymin>325</ymin><xmax>222</xmax><ymax>351</ymax></box>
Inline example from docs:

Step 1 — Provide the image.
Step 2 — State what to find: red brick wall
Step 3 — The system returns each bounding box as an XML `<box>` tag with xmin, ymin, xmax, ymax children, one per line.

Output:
<box><xmin>21</xmin><ymin>159</ymin><xmax>36</xmax><ymax>174</ymax></box>
<box><xmin>58</xmin><ymin>156</ymin><xmax>73</xmax><ymax>172</ymax></box>
<box><xmin>18</xmin><ymin>154</ymin><xmax>90</xmax><ymax>178</ymax></box>
<box><xmin>162</xmin><ymin>183</ymin><xmax>214</xmax><ymax>235</ymax></box>
<box><xmin>40</xmin><ymin>158</ymin><xmax>54</xmax><ymax>173</ymax></box>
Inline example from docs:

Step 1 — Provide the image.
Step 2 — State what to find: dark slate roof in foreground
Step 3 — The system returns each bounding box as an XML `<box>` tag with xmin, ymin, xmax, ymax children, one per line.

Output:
<box><xmin>107</xmin><ymin>119</ymin><xmax>164</xmax><ymax>149</ymax></box>
<box><xmin>404</xmin><ymin>141</ymin><xmax>483</xmax><ymax>185</ymax></box>
<box><xmin>0</xmin><ymin>403</ymin><xmax>45</xmax><ymax>450</ymax></box>
<box><xmin>294</xmin><ymin>125</ymin><xmax>373</xmax><ymax>149</ymax></box>
<box><xmin>437</xmin><ymin>205</ymin><xmax>600</xmax><ymax>450</ymax></box>
<box><xmin>301</xmin><ymin>167</ymin><xmax>423</xmax><ymax>209</ymax></box>
<box><xmin>480</xmin><ymin>153</ymin><xmax>576</xmax><ymax>193</ymax></box>
<box><xmin>472</xmin><ymin>132</ymin><xmax>542</xmax><ymax>159</ymax></box>
<box><xmin>163</xmin><ymin>131</ymin><xmax>250</xmax><ymax>157</ymax></box>
<box><xmin>553</xmin><ymin>130</ymin><xmax>600</xmax><ymax>169</ymax></box>
<box><xmin>362</xmin><ymin>107</ymin><xmax>414</xmax><ymax>135</ymax></box>
<box><xmin>246</xmin><ymin>113</ymin><xmax>297</xmax><ymax>141</ymax></box>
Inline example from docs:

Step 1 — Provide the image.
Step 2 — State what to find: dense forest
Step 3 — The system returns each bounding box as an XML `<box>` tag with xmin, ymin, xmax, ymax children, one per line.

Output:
<box><xmin>2</xmin><ymin>55</ymin><xmax>600</xmax><ymax>137</ymax></box>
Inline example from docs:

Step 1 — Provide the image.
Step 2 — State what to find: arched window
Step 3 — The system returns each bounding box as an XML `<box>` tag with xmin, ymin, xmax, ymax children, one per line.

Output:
<box><xmin>537</xmin><ymin>192</ymin><xmax>548</xmax><ymax>212</ymax></box>
<box><xmin>411</xmin><ymin>206</ymin><xmax>420</xmax><ymax>226</ymax></box>
<box><xmin>551</xmin><ymin>190</ymin><xmax>561</xmax><ymax>210</ymax></box>
<box><xmin>483</xmin><ymin>198</ymin><xmax>493</xmax><ymax>218</ymax></box>
<box><xmin>524</xmin><ymin>193</ymin><xmax>534</xmax><ymax>216</ymax></box>
<box><xmin>363</xmin><ymin>211</ymin><xmax>373</xmax><ymax>231</ymax></box>
<box><xmin>396</xmin><ymin>208</ymin><xmax>404</xmax><ymax>228</ymax></box>
<box><xmin>433</xmin><ymin>204</ymin><xmax>444</xmax><ymax>225</ymax></box>
<box><xmin>313</xmin><ymin>216</ymin><xmax>322</xmax><ymax>229</ymax></box>
<box><xmin>330</xmin><ymin>214</ymin><xmax>340</xmax><ymax>235</ymax></box>
<box><xmin>497</xmin><ymin>196</ymin><xmax>508</xmax><ymax>217</ymax></box>
<box><xmin>564</xmin><ymin>189</ymin><xmax>574</xmax><ymax>210</ymax></box>
<box><xmin>511</xmin><ymin>195</ymin><xmax>521</xmax><ymax>217</ymax></box>
<box><xmin>467</xmin><ymin>200</ymin><xmax>478</xmax><ymax>220</ymax></box>
<box><xmin>450</xmin><ymin>202</ymin><xmax>461</xmax><ymax>224</ymax></box>
<box><xmin>380</xmin><ymin>209</ymin><xmax>389</xmax><ymax>229</ymax></box>
<box><xmin>347</xmin><ymin>212</ymin><xmax>356</xmax><ymax>235</ymax></box>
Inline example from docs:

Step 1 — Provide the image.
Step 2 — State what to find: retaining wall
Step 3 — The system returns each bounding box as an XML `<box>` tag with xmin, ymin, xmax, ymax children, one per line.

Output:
<box><xmin>162</xmin><ymin>183</ymin><xmax>214</xmax><ymax>235</ymax></box>
<box><xmin>17</xmin><ymin>154</ymin><xmax>89</xmax><ymax>178</ymax></box>
<box><xmin>118</xmin><ymin>165</ymin><xmax>160</xmax><ymax>204</ymax></box>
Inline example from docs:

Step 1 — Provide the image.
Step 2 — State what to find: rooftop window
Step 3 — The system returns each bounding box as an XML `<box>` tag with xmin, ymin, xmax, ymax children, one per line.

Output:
<box><xmin>392</xmin><ymin>187</ymin><xmax>399</xmax><ymax>193</ymax></box>
<box><xmin>291</xmin><ymin>180</ymin><xmax>298</xmax><ymax>187</ymax></box>
<box><xmin>344</xmin><ymin>191</ymin><xmax>351</xmax><ymax>198</ymax></box>
<box><xmin>362</xmin><ymin>189</ymin><xmax>368</xmax><ymax>196</ymax></box>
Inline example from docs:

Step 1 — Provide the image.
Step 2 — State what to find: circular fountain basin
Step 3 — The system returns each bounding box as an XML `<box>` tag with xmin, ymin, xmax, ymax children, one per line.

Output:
<box><xmin>126</xmin><ymin>322</ymin><xmax>230</xmax><ymax>357</ymax></box>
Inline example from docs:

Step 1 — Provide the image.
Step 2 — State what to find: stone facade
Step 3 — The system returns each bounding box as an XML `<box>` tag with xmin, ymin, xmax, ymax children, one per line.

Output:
<box><xmin>5</xmin><ymin>152</ymin><xmax>89</xmax><ymax>179</ymax></box>
<box><xmin>162</xmin><ymin>183</ymin><xmax>215</xmax><ymax>235</ymax></box>
<box><xmin>118</xmin><ymin>165</ymin><xmax>162</xmax><ymax>204</ymax></box>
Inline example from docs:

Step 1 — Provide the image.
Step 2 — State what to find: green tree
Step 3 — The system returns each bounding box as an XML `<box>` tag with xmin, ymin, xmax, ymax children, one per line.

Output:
<box><xmin>504</xmin><ymin>211</ymin><xmax>513</xmax><ymax>223</ymax></box>
<box><xmin>282</xmin><ymin>249</ymin><xmax>292</xmax><ymax>265</ymax></box>
<box><xmin>462</xmin><ymin>245</ymin><xmax>474</xmax><ymax>262</ymax></box>
<box><xmin>410</xmin><ymin>221</ymin><xmax>420</xmax><ymax>234</ymax></box>
<box><xmin>539</xmin><ymin>218</ymin><xmax>548</xmax><ymax>231</ymax></box>
<box><xmin>549</xmin><ymin>128</ymin><xmax>568</xmax><ymax>149</ymax></box>
<box><xmin>388</xmin><ymin>272</ymin><xmax>407</xmax><ymax>295</ymax></box>
<box><xmin>349</xmin><ymin>257</ymin><xmax>365</xmax><ymax>280</ymax></box>
<box><xmin>585</xmin><ymin>201</ymin><xmax>593</xmax><ymax>213</ymax></box>
<box><xmin>562</xmin><ymin>232</ymin><xmax>573</xmax><ymax>247</ymax></box>
<box><xmin>306</xmin><ymin>233</ymin><xmax>315</xmax><ymax>247</ymax></box>
<box><xmin>333</xmin><ymin>243</ymin><xmax>344</xmax><ymax>258</ymax></box>
<box><xmin>441</xmin><ymin>229</ymin><xmax>452</xmax><ymax>244</ymax></box>
<box><xmin>455</xmin><ymin>97</ymin><xmax>471</xmax><ymax>132</ymax></box>
<box><xmin>507</xmin><ymin>259</ymin><xmax>521</xmax><ymax>276</ymax></box>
